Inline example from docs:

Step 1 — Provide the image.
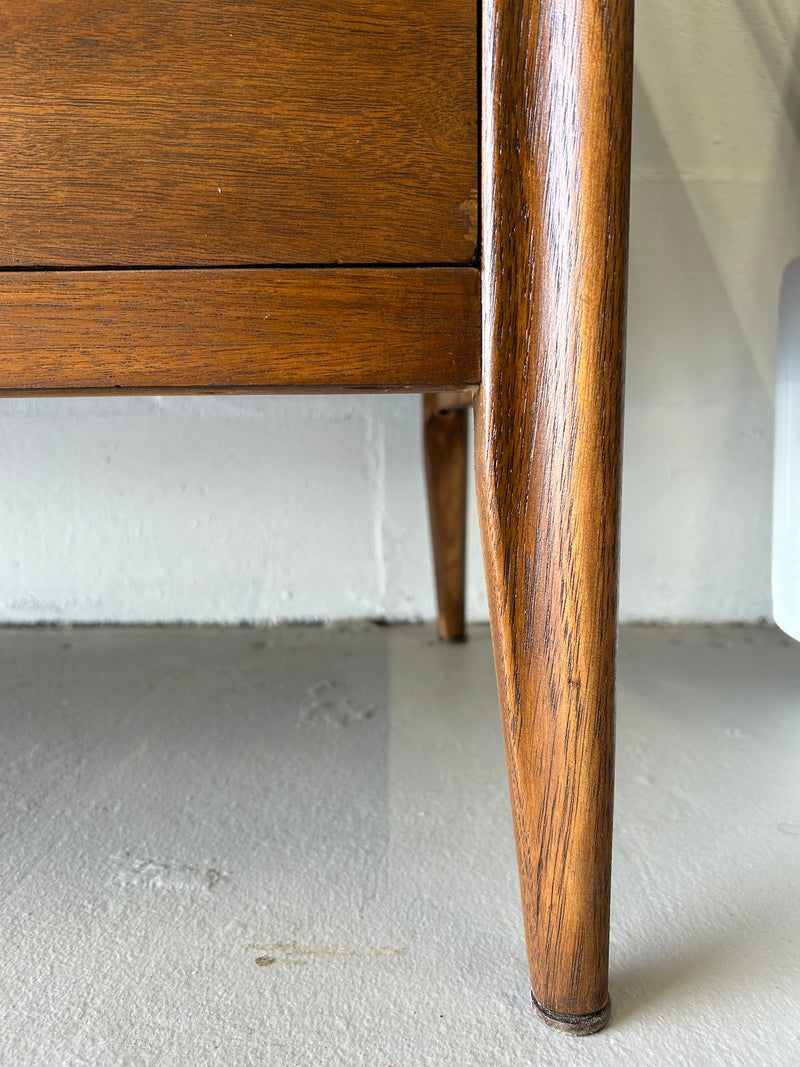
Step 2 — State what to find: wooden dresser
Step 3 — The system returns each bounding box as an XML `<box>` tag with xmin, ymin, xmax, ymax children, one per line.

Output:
<box><xmin>0</xmin><ymin>0</ymin><xmax>633</xmax><ymax>1036</ymax></box>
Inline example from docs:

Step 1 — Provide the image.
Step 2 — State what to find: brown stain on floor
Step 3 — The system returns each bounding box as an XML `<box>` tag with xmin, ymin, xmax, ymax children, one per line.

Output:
<box><xmin>250</xmin><ymin>939</ymin><xmax>406</xmax><ymax>967</ymax></box>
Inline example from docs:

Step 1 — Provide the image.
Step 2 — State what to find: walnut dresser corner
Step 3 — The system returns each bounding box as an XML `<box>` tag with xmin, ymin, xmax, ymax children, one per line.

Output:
<box><xmin>0</xmin><ymin>0</ymin><xmax>633</xmax><ymax>1036</ymax></box>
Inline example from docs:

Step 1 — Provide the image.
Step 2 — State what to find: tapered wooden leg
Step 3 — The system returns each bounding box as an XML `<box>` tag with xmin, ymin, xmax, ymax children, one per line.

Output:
<box><xmin>477</xmin><ymin>0</ymin><xmax>633</xmax><ymax>1035</ymax></box>
<box><xmin>423</xmin><ymin>391</ymin><xmax>471</xmax><ymax>641</ymax></box>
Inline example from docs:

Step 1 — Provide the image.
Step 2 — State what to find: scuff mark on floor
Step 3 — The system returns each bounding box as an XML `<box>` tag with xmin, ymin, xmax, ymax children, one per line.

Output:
<box><xmin>298</xmin><ymin>679</ymin><xmax>376</xmax><ymax>727</ymax></box>
<box><xmin>249</xmin><ymin>939</ymin><xmax>406</xmax><ymax>966</ymax></box>
<box><xmin>113</xmin><ymin>852</ymin><xmax>228</xmax><ymax>892</ymax></box>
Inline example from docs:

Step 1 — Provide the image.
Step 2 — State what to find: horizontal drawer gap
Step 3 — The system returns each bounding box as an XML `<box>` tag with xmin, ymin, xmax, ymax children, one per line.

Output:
<box><xmin>0</xmin><ymin>261</ymin><xmax>479</xmax><ymax>274</ymax></box>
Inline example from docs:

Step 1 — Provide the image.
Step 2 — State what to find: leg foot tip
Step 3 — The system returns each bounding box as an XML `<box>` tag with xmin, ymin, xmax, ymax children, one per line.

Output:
<box><xmin>532</xmin><ymin>994</ymin><xmax>610</xmax><ymax>1035</ymax></box>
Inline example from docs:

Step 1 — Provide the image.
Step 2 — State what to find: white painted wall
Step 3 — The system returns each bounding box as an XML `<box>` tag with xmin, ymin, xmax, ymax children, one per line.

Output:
<box><xmin>621</xmin><ymin>0</ymin><xmax>800</xmax><ymax>622</ymax></box>
<box><xmin>1</xmin><ymin>0</ymin><xmax>797</xmax><ymax>625</ymax></box>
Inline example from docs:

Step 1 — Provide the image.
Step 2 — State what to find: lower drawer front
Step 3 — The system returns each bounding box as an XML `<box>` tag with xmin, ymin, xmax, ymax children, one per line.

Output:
<box><xmin>0</xmin><ymin>269</ymin><xmax>481</xmax><ymax>393</ymax></box>
<box><xmin>0</xmin><ymin>1</ymin><xmax>477</xmax><ymax>267</ymax></box>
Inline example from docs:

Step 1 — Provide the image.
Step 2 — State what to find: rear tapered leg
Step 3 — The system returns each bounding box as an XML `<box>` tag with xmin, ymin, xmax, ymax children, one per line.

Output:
<box><xmin>477</xmin><ymin>0</ymin><xmax>633</xmax><ymax>1034</ymax></box>
<box><xmin>423</xmin><ymin>391</ymin><xmax>471</xmax><ymax>641</ymax></box>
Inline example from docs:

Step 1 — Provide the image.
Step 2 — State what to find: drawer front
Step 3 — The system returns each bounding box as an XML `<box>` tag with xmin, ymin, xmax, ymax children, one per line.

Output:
<box><xmin>0</xmin><ymin>268</ymin><xmax>481</xmax><ymax>393</ymax></box>
<box><xmin>1</xmin><ymin>1</ymin><xmax>477</xmax><ymax>267</ymax></box>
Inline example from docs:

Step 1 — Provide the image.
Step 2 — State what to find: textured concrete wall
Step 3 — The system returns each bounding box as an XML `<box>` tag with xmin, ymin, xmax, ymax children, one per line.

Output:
<box><xmin>1</xmin><ymin>0</ymin><xmax>797</xmax><ymax>624</ymax></box>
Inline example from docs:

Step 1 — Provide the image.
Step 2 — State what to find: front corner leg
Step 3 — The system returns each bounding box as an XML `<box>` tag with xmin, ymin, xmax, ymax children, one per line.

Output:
<box><xmin>479</xmin><ymin>0</ymin><xmax>633</xmax><ymax>1034</ymax></box>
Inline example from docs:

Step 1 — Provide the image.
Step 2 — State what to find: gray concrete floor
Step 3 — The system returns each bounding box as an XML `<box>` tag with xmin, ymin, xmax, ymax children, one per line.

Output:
<box><xmin>0</xmin><ymin>623</ymin><xmax>798</xmax><ymax>1066</ymax></box>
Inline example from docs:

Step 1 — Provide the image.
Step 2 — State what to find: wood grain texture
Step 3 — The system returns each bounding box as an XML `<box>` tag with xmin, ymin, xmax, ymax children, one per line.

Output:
<box><xmin>0</xmin><ymin>0</ymin><xmax>477</xmax><ymax>266</ymax></box>
<box><xmin>0</xmin><ymin>269</ymin><xmax>480</xmax><ymax>393</ymax></box>
<box><xmin>423</xmin><ymin>392</ymin><xmax>472</xmax><ymax>640</ymax></box>
<box><xmin>476</xmin><ymin>0</ymin><xmax>633</xmax><ymax>1028</ymax></box>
